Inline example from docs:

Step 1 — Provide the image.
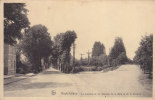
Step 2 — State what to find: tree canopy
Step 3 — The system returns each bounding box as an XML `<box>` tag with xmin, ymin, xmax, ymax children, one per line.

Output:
<box><xmin>109</xmin><ymin>37</ymin><xmax>127</xmax><ymax>66</ymax></box>
<box><xmin>21</xmin><ymin>24</ymin><xmax>53</xmax><ymax>73</ymax></box>
<box><xmin>92</xmin><ymin>41</ymin><xmax>105</xmax><ymax>57</ymax></box>
<box><xmin>53</xmin><ymin>31</ymin><xmax>77</xmax><ymax>73</ymax></box>
<box><xmin>4</xmin><ymin>3</ymin><xmax>30</xmax><ymax>45</ymax></box>
<box><xmin>134</xmin><ymin>34</ymin><xmax>153</xmax><ymax>74</ymax></box>
<box><xmin>109</xmin><ymin>37</ymin><xmax>126</xmax><ymax>59</ymax></box>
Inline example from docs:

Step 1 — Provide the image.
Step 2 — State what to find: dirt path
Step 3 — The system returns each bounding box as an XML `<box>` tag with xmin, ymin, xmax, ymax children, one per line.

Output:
<box><xmin>4</xmin><ymin>64</ymin><xmax>152</xmax><ymax>97</ymax></box>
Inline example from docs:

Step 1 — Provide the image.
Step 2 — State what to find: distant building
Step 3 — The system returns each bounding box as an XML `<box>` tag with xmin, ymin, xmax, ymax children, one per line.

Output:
<box><xmin>4</xmin><ymin>43</ymin><xmax>16</xmax><ymax>75</ymax></box>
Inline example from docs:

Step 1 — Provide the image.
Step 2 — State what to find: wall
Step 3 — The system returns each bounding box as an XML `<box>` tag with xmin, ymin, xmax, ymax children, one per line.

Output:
<box><xmin>4</xmin><ymin>43</ymin><xmax>16</xmax><ymax>75</ymax></box>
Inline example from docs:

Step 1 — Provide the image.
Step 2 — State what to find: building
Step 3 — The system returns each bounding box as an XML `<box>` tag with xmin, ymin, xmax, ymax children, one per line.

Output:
<box><xmin>4</xmin><ymin>43</ymin><xmax>16</xmax><ymax>75</ymax></box>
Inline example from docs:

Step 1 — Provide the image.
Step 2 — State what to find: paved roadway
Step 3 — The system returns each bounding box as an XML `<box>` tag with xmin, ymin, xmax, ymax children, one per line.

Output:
<box><xmin>4</xmin><ymin>64</ymin><xmax>152</xmax><ymax>97</ymax></box>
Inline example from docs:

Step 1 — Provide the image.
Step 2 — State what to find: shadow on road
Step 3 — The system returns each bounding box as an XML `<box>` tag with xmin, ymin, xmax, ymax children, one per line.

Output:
<box><xmin>5</xmin><ymin>78</ymin><xmax>72</xmax><ymax>91</ymax></box>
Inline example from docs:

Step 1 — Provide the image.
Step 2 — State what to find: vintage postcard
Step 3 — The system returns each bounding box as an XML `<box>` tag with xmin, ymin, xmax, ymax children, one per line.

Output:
<box><xmin>0</xmin><ymin>0</ymin><xmax>154</xmax><ymax>100</ymax></box>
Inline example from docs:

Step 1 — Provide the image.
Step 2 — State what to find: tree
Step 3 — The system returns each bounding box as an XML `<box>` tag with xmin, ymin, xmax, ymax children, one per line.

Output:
<box><xmin>21</xmin><ymin>24</ymin><xmax>53</xmax><ymax>73</ymax></box>
<box><xmin>134</xmin><ymin>34</ymin><xmax>153</xmax><ymax>75</ymax></box>
<box><xmin>4</xmin><ymin>3</ymin><xmax>30</xmax><ymax>45</ymax></box>
<box><xmin>53</xmin><ymin>31</ymin><xmax>77</xmax><ymax>73</ymax></box>
<box><xmin>109</xmin><ymin>37</ymin><xmax>126</xmax><ymax>59</ymax></box>
<box><xmin>92</xmin><ymin>41</ymin><xmax>105</xmax><ymax>57</ymax></box>
<box><xmin>116</xmin><ymin>52</ymin><xmax>127</xmax><ymax>65</ymax></box>
<box><xmin>50</xmin><ymin>45</ymin><xmax>59</xmax><ymax>67</ymax></box>
<box><xmin>99</xmin><ymin>54</ymin><xmax>108</xmax><ymax>66</ymax></box>
<box><xmin>109</xmin><ymin>37</ymin><xmax>127</xmax><ymax>66</ymax></box>
<box><xmin>91</xmin><ymin>42</ymin><xmax>106</xmax><ymax>66</ymax></box>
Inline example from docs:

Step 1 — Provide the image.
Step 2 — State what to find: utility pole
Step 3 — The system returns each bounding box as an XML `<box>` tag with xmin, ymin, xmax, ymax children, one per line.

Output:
<box><xmin>86</xmin><ymin>50</ymin><xmax>91</xmax><ymax>66</ymax></box>
<box><xmin>80</xmin><ymin>54</ymin><xmax>84</xmax><ymax>65</ymax></box>
<box><xmin>108</xmin><ymin>48</ymin><xmax>111</xmax><ymax>66</ymax></box>
<box><xmin>73</xmin><ymin>43</ymin><xmax>76</xmax><ymax>68</ymax></box>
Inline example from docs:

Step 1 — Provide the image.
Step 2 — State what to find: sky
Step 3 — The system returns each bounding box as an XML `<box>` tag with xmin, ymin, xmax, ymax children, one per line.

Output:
<box><xmin>26</xmin><ymin>0</ymin><xmax>155</xmax><ymax>60</ymax></box>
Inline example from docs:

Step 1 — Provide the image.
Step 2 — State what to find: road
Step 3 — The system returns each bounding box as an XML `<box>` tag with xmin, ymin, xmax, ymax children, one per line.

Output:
<box><xmin>4</xmin><ymin>64</ymin><xmax>152</xmax><ymax>97</ymax></box>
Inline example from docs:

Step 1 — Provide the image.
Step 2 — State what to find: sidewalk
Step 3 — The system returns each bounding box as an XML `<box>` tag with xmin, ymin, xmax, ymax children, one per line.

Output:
<box><xmin>4</xmin><ymin>67</ymin><xmax>58</xmax><ymax>85</ymax></box>
<box><xmin>4</xmin><ymin>73</ymin><xmax>36</xmax><ymax>85</ymax></box>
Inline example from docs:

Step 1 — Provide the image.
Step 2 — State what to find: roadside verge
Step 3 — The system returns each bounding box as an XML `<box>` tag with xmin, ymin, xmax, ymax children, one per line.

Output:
<box><xmin>4</xmin><ymin>73</ymin><xmax>36</xmax><ymax>85</ymax></box>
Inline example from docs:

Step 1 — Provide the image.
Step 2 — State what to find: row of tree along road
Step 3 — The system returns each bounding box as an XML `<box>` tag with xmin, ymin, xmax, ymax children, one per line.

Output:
<box><xmin>4</xmin><ymin>3</ymin><xmax>153</xmax><ymax>78</ymax></box>
<box><xmin>17</xmin><ymin>25</ymin><xmax>77</xmax><ymax>74</ymax></box>
<box><xmin>133</xmin><ymin>34</ymin><xmax>153</xmax><ymax>78</ymax></box>
<box><xmin>72</xmin><ymin>38</ymin><xmax>133</xmax><ymax>73</ymax></box>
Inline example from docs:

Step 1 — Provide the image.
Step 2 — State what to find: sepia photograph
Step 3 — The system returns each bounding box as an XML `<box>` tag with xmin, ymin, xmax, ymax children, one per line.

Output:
<box><xmin>2</xmin><ymin>0</ymin><xmax>154</xmax><ymax>99</ymax></box>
